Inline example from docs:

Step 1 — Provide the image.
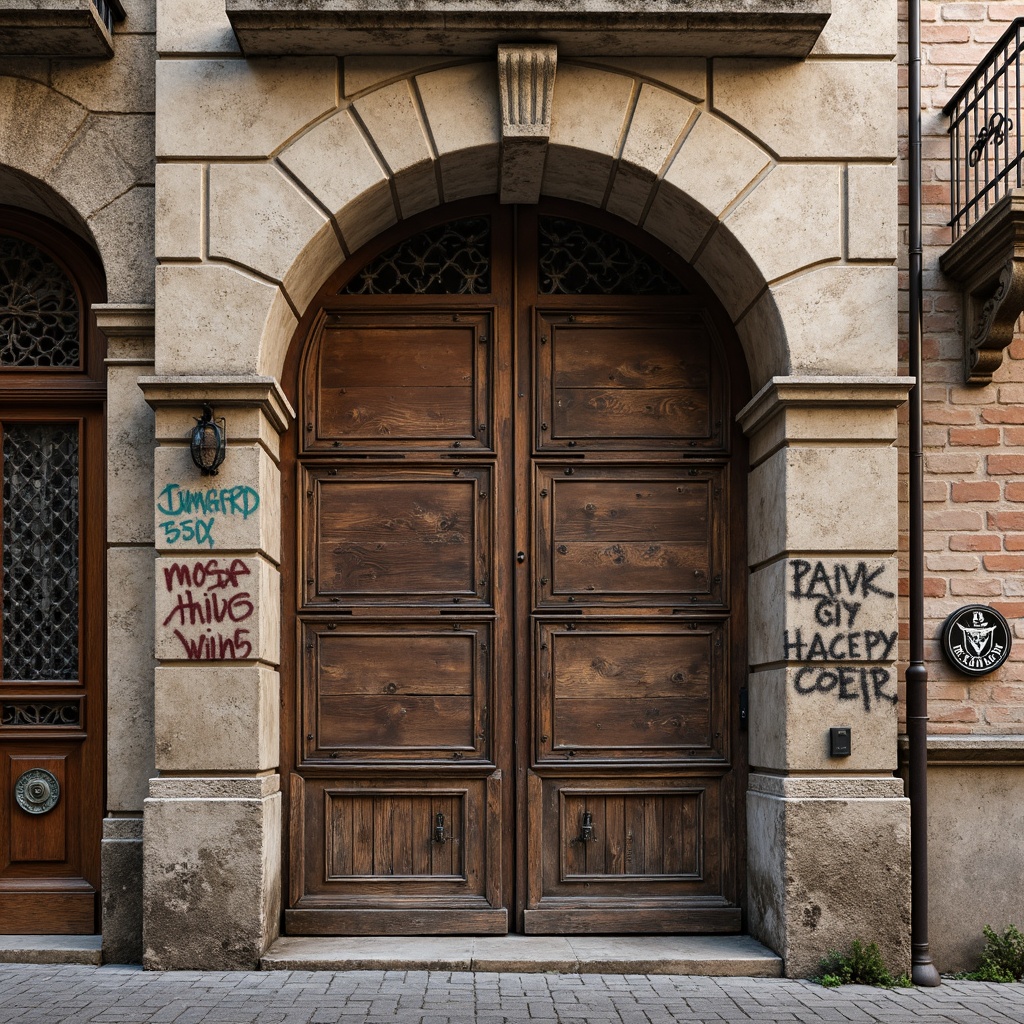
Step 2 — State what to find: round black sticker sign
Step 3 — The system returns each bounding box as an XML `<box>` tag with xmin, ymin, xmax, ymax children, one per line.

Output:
<box><xmin>941</xmin><ymin>604</ymin><xmax>1013</xmax><ymax>676</ymax></box>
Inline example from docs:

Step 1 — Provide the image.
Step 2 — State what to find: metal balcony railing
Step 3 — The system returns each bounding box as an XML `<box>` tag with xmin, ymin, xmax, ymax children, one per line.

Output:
<box><xmin>945</xmin><ymin>18</ymin><xmax>1024</xmax><ymax>240</ymax></box>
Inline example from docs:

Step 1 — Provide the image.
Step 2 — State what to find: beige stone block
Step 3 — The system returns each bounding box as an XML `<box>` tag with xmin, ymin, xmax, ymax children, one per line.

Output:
<box><xmin>107</xmin><ymin>362</ymin><xmax>156</xmax><ymax>544</ymax></box>
<box><xmin>154</xmin><ymin>444</ymin><xmax>280</xmax><ymax>562</ymax></box>
<box><xmin>354</xmin><ymin>79</ymin><xmax>438</xmax><ymax>219</ymax></box>
<box><xmin>812</xmin><ymin>0</ymin><xmax>896</xmax><ymax>57</ymax></box>
<box><xmin>544</xmin><ymin>64</ymin><xmax>633</xmax><ymax>206</ymax></box>
<box><xmin>417</xmin><ymin>62</ymin><xmax>500</xmax><ymax>203</ymax></box>
<box><xmin>749</xmin><ymin>557</ymin><xmax>898</xmax><ymax>670</ymax></box>
<box><xmin>713</xmin><ymin>60</ymin><xmax>896</xmax><ymax>160</ymax></box>
<box><xmin>696</xmin><ymin>164</ymin><xmax>842</xmax><ymax>314</ymax></box>
<box><xmin>748</xmin><ymin>446</ymin><xmax>898</xmax><ymax>565</ymax></box>
<box><xmin>0</xmin><ymin>77</ymin><xmax>87</xmax><ymax>181</ymax></box>
<box><xmin>89</xmin><ymin>185</ymin><xmax>155</xmax><ymax>304</ymax></box>
<box><xmin>923</xmin><ymin>760</ymin><xmax>1024</xmax><ymax>972</ymax></box>
<box><xmin>155</xmin><ymin>554</ymin><xmax>279</xmax><ymax>666</ymax></box>
<box><xmin>745</xmin><ymin>402</ymin><xmax>901</xmax><ymax>468</ymax></box>
<box><xmin>579</xmin><ymin>58</ymin><xmax>706</xmax><ymax>102</ymax></box>
<box><xmin>156</xmin><ymin>0</ymin><xmax>239</xmax><ymax>54</ymax></box>
<box><xmin>643</xmin><ymin>113</ymin><xmax>771</xmax><ymax>263</ymax></box>
<box><xmin>143</xmin><ymin>779</ymin><xmax>281</xmax><ymax>969</ymax></box>
<box><xmin>45</xmin><ymin>113</ymin><xmax>154</xmax><ymax>220</ymax></box>
<box><xmin>747</xmin><ymin>784</ymin><xmax>910</xmax><ymax>978</ymax></box>
<box><xmin>155</xmin><ymin>58</ymin><xmax>336</xmax><ymax>159</ymax></box>
<box><xmin>607</xmin><ymin>84</ymin><xmax>697</xmax><ymax>223</ymax></box>
<box><xmin>52</xmin><ymin>35</ymin><xmax>156</xmax><ymax>114</ymax></box>
<box><xmin>847</xmin><ymin>164</ymin><xmax>898</xmax><ymax>261</ymax></box>
<box><xmin>747</xmin><ymin>666</ymin><xmax>898</xmax><ymax>774</ymax></box>
<box><xmin>155</xmin><ymin>163</ymin><xmax>202</xmax><ymax>260</ymax></box>
<box><xmin>207</xmin><ymin>162</ymin><xmax>344</xmax><ymax>310</ymax></box>
<box><xmin>154</xmin><ymin>263</ymin><xmax>296</xmax><ymax>376</ymax></box>
<box><xmin>278</xmin><ymin>109</ymin><xmax>396</xmax><ymax>255</ymax></box>
<box><xmin>106</xmin><ymin>546</ymin><xmax>156</xmax><ymax>813</ymax></box>
<box><xmin>761</xmin><ymin>265</ymin><xmax>898</xmax><ymax>376</ymax></box>
<box><xmin>344</xmin><ymin>57</ymin><xmax>452</xmax><ymax>97</ymax></box>
<box><xmin>154</xmin><ymin>665</ymin><xmax>279</xmax><ymax>772</ymax></box>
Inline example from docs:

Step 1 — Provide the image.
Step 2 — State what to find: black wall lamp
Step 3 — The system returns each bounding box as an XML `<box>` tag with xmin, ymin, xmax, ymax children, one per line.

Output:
<box><xmin>189</xmin><ymin>404</ymin><xmax>226</xmax><ymax>476</ymax></box>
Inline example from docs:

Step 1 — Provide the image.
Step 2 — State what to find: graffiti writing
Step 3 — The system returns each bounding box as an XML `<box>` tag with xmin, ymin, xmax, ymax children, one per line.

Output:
<box><xmin>159</xmin><ymin>557</ymin><xmax>254</xmax><ymax>661</ymax></box>
<box><xmin>156</xmin><ymin>483</ymin><xmax>260</xmax><ymax>550</ymax></box>
<box><xmin>793</xmin><ymin>665</ymin><xmax>898</xmax><ymax>712</ymax></box>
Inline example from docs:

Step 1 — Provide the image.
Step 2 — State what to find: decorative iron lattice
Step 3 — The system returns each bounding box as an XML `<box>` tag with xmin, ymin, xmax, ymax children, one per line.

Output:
<box><xmin>0</xmin><ymin>236</ymin><xmax>80</xmax><ymax>368</ymax></box>
<box><xmin>341</xmin><ymin>217</ymin><xmax>491</xmax><ymax>295</ymax></box>
<box><xmin>538</xmin><ymin>217</ymin><xmax>686</xmax><ymax>295</ymax></box>
<box><xmin>1</xmin><ymin>701</ymin><xmax>80</xmax><ymax>727</ymax></box>
<box><xmin>2</xmin><ymin>424</ymin><xmax>79</xmax><ymax>681</ymax></box>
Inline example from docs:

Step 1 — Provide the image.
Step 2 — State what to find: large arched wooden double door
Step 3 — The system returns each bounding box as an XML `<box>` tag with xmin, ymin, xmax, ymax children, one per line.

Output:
<box><xmin>283</xmin><ymin>200</ymin><xmax>747</xmax><ymax>935</ymax></box>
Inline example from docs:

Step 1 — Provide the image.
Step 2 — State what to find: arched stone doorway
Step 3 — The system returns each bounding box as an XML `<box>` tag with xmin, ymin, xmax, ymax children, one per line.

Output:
<box><xmin>281</xmin><ymin>198</ymin><xmax>750</xmax><ymax>935</ymax></box>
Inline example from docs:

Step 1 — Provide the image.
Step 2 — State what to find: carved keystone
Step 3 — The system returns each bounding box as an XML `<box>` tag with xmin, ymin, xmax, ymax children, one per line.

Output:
<box><xmin>940</xmin><ymin>190</ymin><xmax>1024</xmax><ymax>385</ymax></box>
<box><xmin>497</xmin><ymin>44</ymin><xmax>557</xmax><ymax>205</ymax></box>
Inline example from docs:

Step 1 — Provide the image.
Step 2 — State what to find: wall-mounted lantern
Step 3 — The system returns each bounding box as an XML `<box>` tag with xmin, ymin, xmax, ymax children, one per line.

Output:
<box><xmin>189</xmin><ymin>404</ymin><xmax>226</xmax><ymax>476</ymax></box>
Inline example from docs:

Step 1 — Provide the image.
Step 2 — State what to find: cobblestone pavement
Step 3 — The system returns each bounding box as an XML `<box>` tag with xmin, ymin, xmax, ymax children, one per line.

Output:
<box><xmin>2</xmin><ymin>964</ymin><xmax>1024</xmax><ymax>1024</ymax></box>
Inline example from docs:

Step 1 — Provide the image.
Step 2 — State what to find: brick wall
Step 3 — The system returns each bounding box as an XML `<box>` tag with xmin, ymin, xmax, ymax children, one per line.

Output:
<box><xmin>900</xmin><ymin>0</ymin><xmax>1024</xmax><ymax>730</ymax></box>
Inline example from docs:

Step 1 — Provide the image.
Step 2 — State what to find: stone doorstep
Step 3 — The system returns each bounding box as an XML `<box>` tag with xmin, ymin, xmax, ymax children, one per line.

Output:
<box><xmin>0</xmin><ymin>935</ymin><xmax>102</xmax><ymax>966</ymax></box>
<box><xmin>261</xmin><ymin>934</ymin><xmax>782</xmax><ymax>976</ymax></box>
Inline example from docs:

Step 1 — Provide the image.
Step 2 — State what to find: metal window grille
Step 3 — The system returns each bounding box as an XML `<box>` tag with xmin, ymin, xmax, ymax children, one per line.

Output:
<box><xmin>946</xmin><ymin>18</ymin><xmax>1024</xmax><ymax>239</ymax></box>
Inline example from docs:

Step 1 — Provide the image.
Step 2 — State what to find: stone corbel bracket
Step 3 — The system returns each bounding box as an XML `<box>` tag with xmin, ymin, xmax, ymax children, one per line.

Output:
<box><xmin>498</xmin><ymin>44</ymin><xmax>557</xmax><ymax>205</ymax></box>
<box><xmin>940</xmin><ymin>190</ymin><xmax>1024</xmax><ymax>385</ymax></box>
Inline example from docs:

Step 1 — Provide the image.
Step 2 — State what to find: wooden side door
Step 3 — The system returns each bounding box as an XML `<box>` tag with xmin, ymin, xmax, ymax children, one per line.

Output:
<box><xmin>285</xmin><ymin>207</ymin><xmax>514</xmax><ymax>934</ymax></box>
<box><xmin>0</xmin><ymin>210</ymin><xmax>106</xmax><ymax>934</ymax></box>
<box><xmin>517</xmin><ymin>207</ymin><xmax>744</xmax><ymax>932</ymax></box>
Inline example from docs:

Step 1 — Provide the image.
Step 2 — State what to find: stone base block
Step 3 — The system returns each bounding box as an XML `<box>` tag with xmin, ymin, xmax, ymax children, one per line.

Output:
<box><xmin>747</xmin><ymin>774</ymin><xmax>910</xmax><ymax>979</ymax></box>
<box><xmin>101</xmin><ymin>817</ymin><xmax>143</xmax><ymax>965</ymax></box>
<box><xmin>143</xmin><ymin>776</ymin><xmax>281</xmax><ymax>970</ymax></box>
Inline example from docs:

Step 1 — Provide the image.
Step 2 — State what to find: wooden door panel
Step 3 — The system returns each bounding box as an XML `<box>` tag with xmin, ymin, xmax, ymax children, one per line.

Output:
<box><xmin>523</xmin><ymin>773</ymin><xmax>739</xmax><ymax>933</ymax></box>
<box><xmin>535</xmin><ymin>621</ymin><xmax>726</xmax><ymax>762</ymax></box>
<box><xmin>535</xmin><ymin>465</ymin><xmax>726</xmax><ymax>608</ymax></box>
<box><xmin>305</xmin><ymin>311</ymin><xmax>494</xmax><ymax>453</ymax></box>
<box><xmin>0</xmin><ymin>744</ymin><xmax>83</xmax><ymax>878</ymax></box>
<box><xmin>301</xmin><ymin>621</ymin><xmax>491</xmax><ymax>762</ymax></box>
<box><xmin>535</xmin><ymin>311</ymin><xmax>724</xmax><ymax>452</ymax></box>
<box><xmin>304</xmin><ymin>466</ymin><xmax>493</xmax><ymax>607</ymax></box>
<box><xmin>287</xmin><ymin>772</ymin><xmax>506</xmax><ymax>935</ymax></box>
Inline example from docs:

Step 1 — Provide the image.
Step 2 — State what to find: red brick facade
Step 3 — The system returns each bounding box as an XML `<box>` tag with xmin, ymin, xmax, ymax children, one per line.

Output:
<box><xmin>902</xmin><ymin>0</ymin><xmax>1024</xmax><ymax>728</ymax></box>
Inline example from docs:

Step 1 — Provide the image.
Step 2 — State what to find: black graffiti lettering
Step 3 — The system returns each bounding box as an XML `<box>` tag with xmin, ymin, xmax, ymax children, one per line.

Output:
<box><xmin>842</xmin><ymin>600</ymin><xmax>861</xmax><ymax>628</ymax></box>
<box><xmin>837</xmin><ymin>666</ymin><xmax>858</xmax><ymax>703</ymax></box>
<box><xmin>783</xmin><ymin>629</ymin><xmax>806</xmax><ymax>660</ymax></box>
<box><xmin>807</xmin><ymin>633</ymin><xmax>828</xmax><ymax>660</ymax></box>
<box><xmin>871</xmin><ymin>667</ymin><xmax>897</xmax><ymax>706</ymax></box>
<box><xmin>790</xmin><ymin>559</ymin><xmax>813</xmax><ymax>598</ymax></box>
<box><xmin>794</xmin><ymin>666</ymin><xmax>817</xmax><ymax>694</ymax></box>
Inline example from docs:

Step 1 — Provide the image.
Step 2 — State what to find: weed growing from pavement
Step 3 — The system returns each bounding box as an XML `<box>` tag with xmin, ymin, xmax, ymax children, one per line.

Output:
<box><xmin>813</xmin><ymin>940</ymin><xmax>912</xmax><ymax>988</ymax></box>
<box><xmin>951</xmin><ymin>925</ymin><xmax>1024</xmax><ymax>982</ymax></box>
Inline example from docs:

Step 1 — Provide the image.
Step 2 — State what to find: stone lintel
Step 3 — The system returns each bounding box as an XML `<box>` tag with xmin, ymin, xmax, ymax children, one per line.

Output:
<box><xmin>0</xmin><ymin>0</ymin><xmax>120</xmax><ymax>58</ymax></box>
<box><xmin>139</xmin><ymin>375</ymin><xmax>295</xmax><ymax>436</ymax></box>
<box><xmin>225</xmin><ymin>1</ymin><xmax>831</xmax><ymax>59</ymax></box>
<box><xmin>940</xmin><ymin>190</ymin><xmax>1024</xmax><ymax>385</ymax></box>
<box><xmin>498</xmin><ymin>44</ymin><xmax>556</xmax><ymax>205</ymax></box>
<box><xmin>897</xmin><ymin>733</ymin><xmax>1024</xmax><ymax>766</ymax></box>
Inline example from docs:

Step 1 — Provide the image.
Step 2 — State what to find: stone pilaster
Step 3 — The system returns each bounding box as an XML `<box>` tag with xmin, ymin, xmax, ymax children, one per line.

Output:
<box><xmin>738</xmin><ymin>376</ymin><xmax>914</xmax><ymax>978</ymax></box>
<box><xmin>96</xmin><ymin>303</ymin><xmax>156</xmax><ymax>966</ymax></box>
<box><xmin>138</xmin><ymin>375</ymin><xmax>292</xmax><ymax>970</ymax></box>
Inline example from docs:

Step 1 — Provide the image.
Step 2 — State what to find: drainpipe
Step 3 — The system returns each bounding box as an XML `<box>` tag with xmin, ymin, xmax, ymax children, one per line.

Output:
<box><xmin>907</xmin><ymin>0</ymin><xmax>941</xmax><ymax>989</ymax></box>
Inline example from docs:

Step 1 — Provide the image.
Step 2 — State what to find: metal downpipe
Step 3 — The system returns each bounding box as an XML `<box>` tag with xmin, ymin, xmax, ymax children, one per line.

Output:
<box><xmin>907</xmin><ymin>0</ymin><xmax>941</xmax><ymax>989</ymax></box>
